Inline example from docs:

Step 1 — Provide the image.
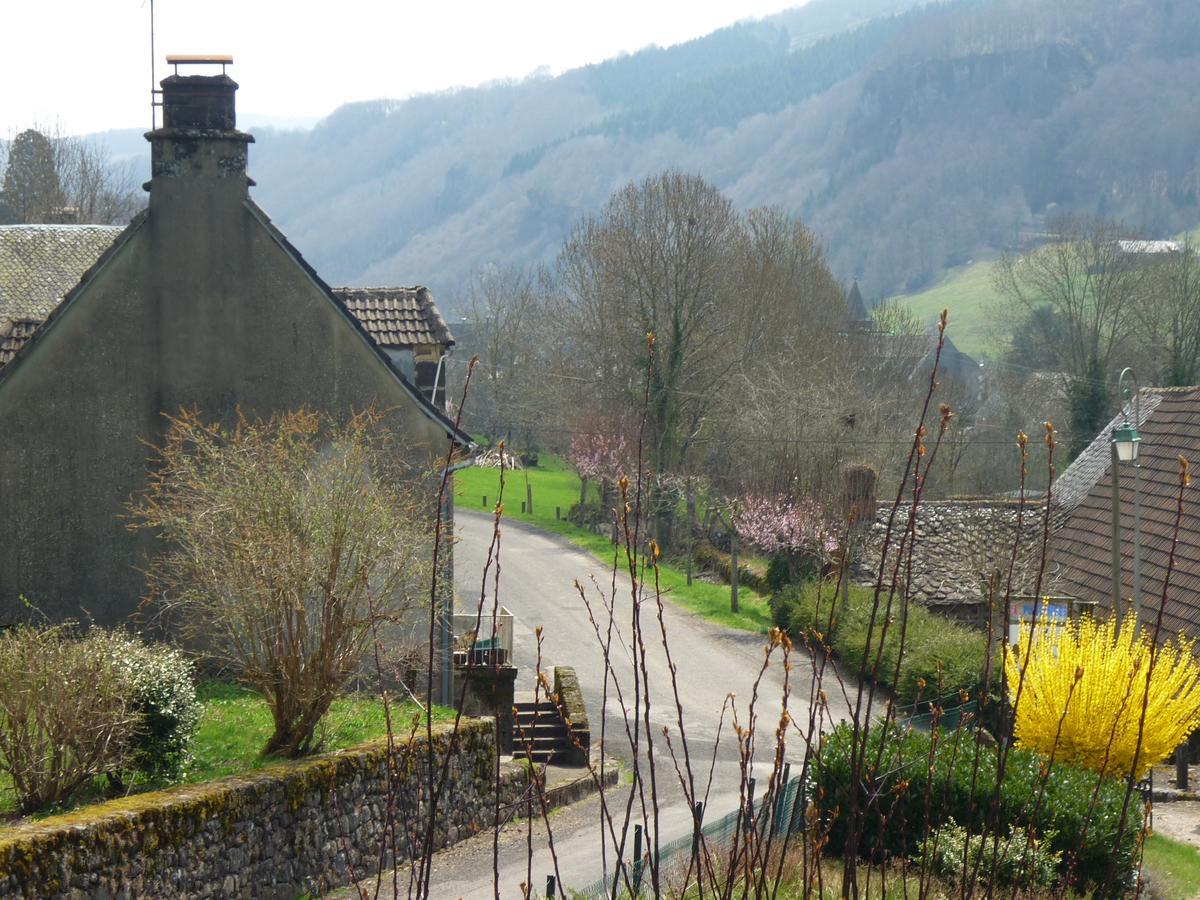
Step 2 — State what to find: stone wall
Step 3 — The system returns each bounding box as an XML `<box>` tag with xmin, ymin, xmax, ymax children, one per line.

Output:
<box><xmin>0</xmin><ymin>719</ymin><xmax>531</xmax><ymax>899</ymax></box>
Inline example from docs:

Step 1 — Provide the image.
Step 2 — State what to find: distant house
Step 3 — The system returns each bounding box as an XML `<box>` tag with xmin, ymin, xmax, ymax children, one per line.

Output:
<box><xmin>1049</xmin><ymin>387</ymin><xmax>1200</xmax><ymax>641</ymax></box>
<box><xmin>844</xmin><ymin>280</ymin><xmax>872</xmax><ymax>332</ymax></box>
<box><xmin>0</xmin><ymin>66</ymin><xmax>470</xmax><ymax>626</ymax></box>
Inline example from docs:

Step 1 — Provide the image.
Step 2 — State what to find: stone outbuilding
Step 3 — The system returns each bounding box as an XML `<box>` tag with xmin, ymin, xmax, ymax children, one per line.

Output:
<box><xmin>0</xmin><ymin>67</ymin><xmax>470</xmax><ymax>626</ymax></box>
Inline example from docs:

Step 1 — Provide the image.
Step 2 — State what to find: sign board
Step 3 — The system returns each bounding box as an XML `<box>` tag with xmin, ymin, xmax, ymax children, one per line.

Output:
<box><xmin>1009</xmin><ymin>597</ymin><xmax>1070</xmax><ymax>648</ymax></box>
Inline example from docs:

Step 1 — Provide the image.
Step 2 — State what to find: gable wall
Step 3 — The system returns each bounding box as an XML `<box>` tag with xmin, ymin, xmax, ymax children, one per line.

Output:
<box><xmin>0</xmin><ymin>184</ymin><xmax>450</xmax><ymax>626</ymax></box>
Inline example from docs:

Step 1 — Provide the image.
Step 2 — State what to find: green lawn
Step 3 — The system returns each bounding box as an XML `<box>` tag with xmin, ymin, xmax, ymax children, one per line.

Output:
<box><xmin>1143</xmin><ymin>833</ymin><xmax>1200</xmax><ymax>900</ymax></box>
<box><xmin>890</xmin><ymin>258</ymin><xmax>1008</xmax><ymax>359</ymax></box>
<box><xmin>0</xmin><ymin>682</ymin><xmax>449</xmax><ymax>819</ymax></box>
<box><xmin>454</xmin><ymin>456</ymin><xmax>772</xmax><ymax>633</ymax></box>
<box><xmin>188</xmin><ymin>682</ymin><xmax>450</xmax><ymax>783</ymax></box>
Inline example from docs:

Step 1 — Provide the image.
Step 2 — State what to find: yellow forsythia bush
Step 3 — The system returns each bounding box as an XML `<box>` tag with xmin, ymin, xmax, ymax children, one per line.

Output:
<box><xmin>1006</xmin><ymin>613</ymin><xmax>1200</xmax><ymax>779</ymax></box>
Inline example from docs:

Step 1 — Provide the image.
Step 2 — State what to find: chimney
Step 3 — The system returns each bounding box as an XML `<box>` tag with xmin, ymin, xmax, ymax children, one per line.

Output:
<box><xmin>146</xmin><ymin>56</ymin><xmax>254</xmax><ymax>205</ymax></box>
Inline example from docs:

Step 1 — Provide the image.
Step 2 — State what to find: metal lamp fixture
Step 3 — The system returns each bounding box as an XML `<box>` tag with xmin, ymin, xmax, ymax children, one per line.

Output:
<box><xmin>1112</xmin><ymin>422</ymin><xmax>1141</xmax><ymax>463</ymax></box>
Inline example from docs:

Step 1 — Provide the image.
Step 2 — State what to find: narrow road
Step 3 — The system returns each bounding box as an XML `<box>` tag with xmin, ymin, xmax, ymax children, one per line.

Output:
<box><xmin>435</xmin><ymin>508</ymin><xmax>854</xmax><ymax>897</ymax></box>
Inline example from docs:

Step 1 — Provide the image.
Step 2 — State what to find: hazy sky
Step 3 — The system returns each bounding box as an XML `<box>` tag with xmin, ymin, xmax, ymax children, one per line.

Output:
<box><xmin>3</xmin><ymin>0</ymin><xmax>805</xmax><ymax>136</ymax></box>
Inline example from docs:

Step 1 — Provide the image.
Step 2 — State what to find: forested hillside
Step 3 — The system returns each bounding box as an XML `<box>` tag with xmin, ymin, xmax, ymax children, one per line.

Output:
<box><xmin>96</xmin><ymin>0</ymin><xmax>1200</xmax><ymax>308</ymax></box>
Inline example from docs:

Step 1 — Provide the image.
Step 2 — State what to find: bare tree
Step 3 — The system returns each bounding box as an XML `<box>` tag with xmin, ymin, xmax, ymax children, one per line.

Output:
<box><xmin>552</xmin><ymin>172</ymin><xmax>743</xmax><ymax>541</ymax></box>
<box><xmin>994</xmin><ymin>215</ymin><xmax>1144</xmax><ymax>454</ymax></box>
<box><xmin>1</xmin><ymin>127</ymin><xmax>141</xmax><ymax>225</ymax></box>
<box><xmin>129</xmin><ymin>408</ymin><xmax>435</xmax><ymax>757</ymax></box>
<box><xmin>1133</xmin><ymin>238</ymin><xmax>1200</xmax><ymax>387</ymax></box>
<box><xmin>995</xmin><ymin>215</ymin><xmax>1144</xmax><ymax>377</ymax></box>
<box><xmin>460</xmin><ymin>264</ymin><xmax>549</xmax><ymax>446</ymax></box>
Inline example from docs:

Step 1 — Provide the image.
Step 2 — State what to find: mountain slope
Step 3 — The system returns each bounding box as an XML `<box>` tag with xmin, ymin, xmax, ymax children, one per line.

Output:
<box><xmin>92</xmin><ymin>0</ymin><xmax>1200</xmax><ymax>309</ymax></box>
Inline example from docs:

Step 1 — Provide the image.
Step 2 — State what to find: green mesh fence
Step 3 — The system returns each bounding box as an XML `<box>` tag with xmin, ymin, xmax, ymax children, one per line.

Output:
<box><xmin>896</xmin><ymin>695</ymin><xmax>978</xmax><ymax>732</ymax></box>
<box><xmin>565</xmin><ymin>774</ymin><xmax>808</xmax><ymax>899</ymax></box>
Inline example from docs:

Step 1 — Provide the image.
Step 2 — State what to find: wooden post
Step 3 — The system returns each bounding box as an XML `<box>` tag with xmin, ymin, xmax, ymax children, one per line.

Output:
<box><xmin>686</xmin><ymin>481</ymin><xmax>695</xmax><ymax>587</ymax></box>
<box><xmin>730</xmin><ymin>519</ymin><xmax>740</xmax><ymax>615</ymax></box>
<box><xmin>527</xmin><ymin>481</ymin><xmax>534</xmax><ymax>517</ymax></box>
<box><xmin>632</xmin><ymin>823</ymin><xmax>644</xmax><ymax>895</ymax></box>
<box><xmin>1177</xmin><ymin>743</ymin><xmax>1189</xmax><ymax>790</ymax></box>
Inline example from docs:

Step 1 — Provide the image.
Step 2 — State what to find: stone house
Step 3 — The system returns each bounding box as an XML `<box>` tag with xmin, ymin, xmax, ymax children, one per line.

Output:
<box><xmin>854</xmin><ymin>497</ymin><xmax>1047</xmax><ymax>627</ymax></box>
<box><xmin>0</xmin><ymin>67</ymin><xmax>470</xmax><ymax>626</ymax></box>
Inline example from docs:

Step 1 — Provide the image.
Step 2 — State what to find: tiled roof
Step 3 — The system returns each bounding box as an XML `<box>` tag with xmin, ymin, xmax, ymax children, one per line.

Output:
<box><xmin>1050</xmin><ymin>386</ymin><xmax>1200</xmax><ymax>641</ymax></box>
<box><xmin>0</xmin><ymin>225</ymin><xmax>123</xmax><ymax>323</ymax></box>
<box><xmin>1052</xmin><ymin>388</ymin><xmax>1164</xmax><ymax>515</ymax></box>
<box><xmin>0</xmin><ymin>319</ymin><xmax>40</xmax><ymax>367</ymax></box>
<box><xmin>333</xmin><ymin>287</ymin><xmax>455</xmax><ymax>349</ymax></box>
<box><xmin>855</xmin><ymin>498</ymin><xmax>1049</xmax><ymax>607</ymax></box>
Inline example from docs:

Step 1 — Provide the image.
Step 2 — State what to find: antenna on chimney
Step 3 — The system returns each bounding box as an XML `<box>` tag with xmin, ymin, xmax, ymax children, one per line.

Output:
<box><xmin>149</xmin><ymin>0</ymin><xmax>158</xmax><ymax>130</ymax></box>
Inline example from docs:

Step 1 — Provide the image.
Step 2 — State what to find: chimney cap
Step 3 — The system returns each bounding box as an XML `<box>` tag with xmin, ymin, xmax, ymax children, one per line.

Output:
<box><xmin>165</xmin><ymin>54</ymin><xmax>233</xmax><ymax>74</ymax></box>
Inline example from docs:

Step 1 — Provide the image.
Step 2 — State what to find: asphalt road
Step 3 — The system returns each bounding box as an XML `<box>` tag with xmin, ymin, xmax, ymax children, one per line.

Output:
<box><xmin>428</xmin><ymin>508</ymin><xmax>854</xmax><ymax>898</ymax></box>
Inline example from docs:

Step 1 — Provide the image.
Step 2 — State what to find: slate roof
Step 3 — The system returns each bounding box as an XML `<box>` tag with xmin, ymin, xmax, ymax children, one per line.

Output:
<box><xmin>0</xmin><ymin>224</ymin><xmax>123</xmax><ymax>320</ymax></box>
<box><xmin>333</xmin><ymin>287</ymin><xmax>455</xmax><ymax>349</ymax></box>
<box><xmin>1050</xmin><ymin>387</ymin><xmax>1200</xmax><ymax>641</ymax></box>
<box><xmin>855</xmin><ymin>498</ymin><xmax>1048</xmax><ymax>608</ymax></box>
<box><xmin>0</xmin><ymin>228</ymin><xmax>455</xmax><ymax>367</ymax></box>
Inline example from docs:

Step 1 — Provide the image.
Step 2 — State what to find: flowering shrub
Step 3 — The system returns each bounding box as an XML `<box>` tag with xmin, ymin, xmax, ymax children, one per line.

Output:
<box><xmin>916</xmin><ymin>820</ymin><xmax>1061</xmax><ymax>890</ymax></box>
<box><xmin>93</xmin><ymin>632</ymin><xmax>201</xmax><ymax>783</ymax></box>
<box><xmin>1006</xmin><ymin>613</ymin><xmax>1200</xmax><ymax>779</ymax></box>
<box><xmin>568</xmin><ymin>416</ymin><xmax>633</xmax><ymax>492</ymax></box>
<box><xmin>732</xmin><ymin>493</ymin><xmax>833</xmax><ymax>557</ymax></box>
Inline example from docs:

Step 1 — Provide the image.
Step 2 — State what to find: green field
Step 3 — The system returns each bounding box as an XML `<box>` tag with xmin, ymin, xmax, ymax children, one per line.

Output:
<box><xmin>890</xmin><ymin>258</ymin><xmax>1007</xmax><ymax>358</ymax></box>
<box><xmin>453</xmin><ymin>456</ymin><xmax>772</xmax><ymax>633</ymax></box>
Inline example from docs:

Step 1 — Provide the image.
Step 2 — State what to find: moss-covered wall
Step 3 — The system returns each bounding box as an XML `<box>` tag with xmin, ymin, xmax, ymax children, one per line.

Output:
<box><xmin>0</xmin><ymin>719</ymin><xmax>529</xmax><ymax>899</ymax></box>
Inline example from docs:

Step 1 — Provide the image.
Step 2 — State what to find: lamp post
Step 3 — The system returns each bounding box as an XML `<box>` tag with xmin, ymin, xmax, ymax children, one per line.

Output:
<box><xmin>1110</xmin><ymin>368</ymin><xmax>1142</xmax><ymax>630</ymax></box>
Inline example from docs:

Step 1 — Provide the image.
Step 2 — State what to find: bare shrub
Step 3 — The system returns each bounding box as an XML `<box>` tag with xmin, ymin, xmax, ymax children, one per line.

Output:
<box><xmin>130</xmin><ymin>408</ymin><xmax>435</xmax><ymax>757</ymax></box>
<box><xmin>0</xmin><ymin>623</ymin><xmax>137</xmax><ymax>814</ymax></box>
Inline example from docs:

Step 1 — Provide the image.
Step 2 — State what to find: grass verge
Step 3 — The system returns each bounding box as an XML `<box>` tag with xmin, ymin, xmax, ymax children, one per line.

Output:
<box><xmin>1143</xmin><ymin>832</ymin><xmax>1200</xmax><ymax>900</ymax></box>
<box><xmin>454</xmin><ymin>456</ymin><xmax>772</xmax><ymax>633</ymax></box>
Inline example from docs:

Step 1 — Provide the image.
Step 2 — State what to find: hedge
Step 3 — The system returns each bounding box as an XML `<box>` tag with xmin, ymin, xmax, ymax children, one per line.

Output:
<box><xmin>771</xmin><ymin>581</ymin><xmax>990</xmax><ymax>708</ymax></box>
<box><xmin>815</xmin><ymin>723</ymin><xmax>1142</xmax><ymax>893</ymax></box>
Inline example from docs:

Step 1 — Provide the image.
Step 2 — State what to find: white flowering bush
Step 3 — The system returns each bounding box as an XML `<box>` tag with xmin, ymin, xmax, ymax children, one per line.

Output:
<box><xmin>915</xmin><ymin>819</ymin><xmax>1061</xmax><ymax>890</ymax></box>
<box><xmin>92</xmin><ymin>632</ymin><xmax>200</xmax><ymax>783</ymax></box>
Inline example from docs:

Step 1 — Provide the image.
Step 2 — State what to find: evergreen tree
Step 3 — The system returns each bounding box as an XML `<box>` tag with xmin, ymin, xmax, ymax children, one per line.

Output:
<box><xmin>1066</xmin><ymin>357</ymin><xmax>1110</xmax><ymax>461</ymax></box>
<box><xmin>1</xmin><ymin>129</ymin><xmax>64</xmax><ymax>223</ymax></box>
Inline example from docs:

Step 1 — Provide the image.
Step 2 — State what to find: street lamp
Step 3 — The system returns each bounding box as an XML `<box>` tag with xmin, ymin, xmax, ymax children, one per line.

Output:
<box><xmin>1109</xmin><ymin>368</ymin><xmax>1142</xmax><ymax>630</ymax></box>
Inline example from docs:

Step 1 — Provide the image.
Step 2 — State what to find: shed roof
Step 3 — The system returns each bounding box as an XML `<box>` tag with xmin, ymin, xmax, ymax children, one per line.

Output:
<box><xmin>1050</xmin><ymin>386</ymin><xmax>1200</xmax><ymax>641</ymax></box>
<box><xmin>333</xmin><ymin>287</ymin><xmax>456</xmax><ymax>349</ymax></box>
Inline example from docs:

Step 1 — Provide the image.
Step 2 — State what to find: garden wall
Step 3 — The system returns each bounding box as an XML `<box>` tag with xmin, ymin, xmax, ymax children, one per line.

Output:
<box><xmin>0</xmin><ymin>718</ymin><xmax>530</xmax><ymax>899</ymax></box>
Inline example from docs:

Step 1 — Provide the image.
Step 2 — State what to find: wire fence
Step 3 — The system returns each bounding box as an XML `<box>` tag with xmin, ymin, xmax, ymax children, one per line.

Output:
<box><xmin>560</xmin><ymin>699</ymin><xmax>975</xmax><ymax>899</ymax></box>
<box><xmin>564</xmin><ymin>771</ymin><xmax>808</xmax><ymax>899</ymax></box>
<box><xmin>896</xmin><ymin>695</ymin><xmax>979</xmax><ymax>732</ymax></box>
